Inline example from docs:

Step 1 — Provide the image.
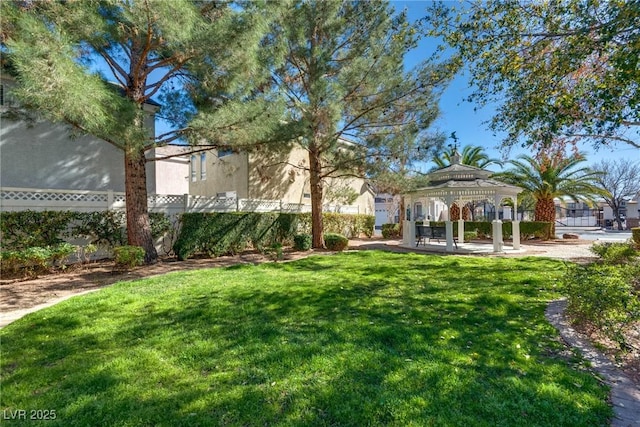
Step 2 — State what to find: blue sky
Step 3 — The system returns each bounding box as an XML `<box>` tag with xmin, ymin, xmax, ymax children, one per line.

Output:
<box><xmin>395</xmin><ymin>0</ymin><xmax>640</xmax><ymax>171</ymax></box>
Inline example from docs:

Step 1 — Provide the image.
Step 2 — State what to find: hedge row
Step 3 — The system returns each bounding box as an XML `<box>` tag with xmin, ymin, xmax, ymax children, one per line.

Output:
<box><xmin>173</xmin><ymin>212</ymin><xmax>374</xmax><ymax>260</ymax></box>
<box><xmin>0</xmin><ymin>210</ymin><xmax>173</xmax><ymax>250</ymax></box>
<box><xmin>417</xmin><ymin>221</ymin><xmax>553</xmax><ymax>240</ymax></box>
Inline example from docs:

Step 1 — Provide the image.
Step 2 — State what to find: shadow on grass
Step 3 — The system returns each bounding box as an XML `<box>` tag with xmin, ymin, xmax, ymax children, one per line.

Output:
<box><xmin>0</xmin><ymin>251</ymin><xmax>610</xmax><ymax>426</ymax></box>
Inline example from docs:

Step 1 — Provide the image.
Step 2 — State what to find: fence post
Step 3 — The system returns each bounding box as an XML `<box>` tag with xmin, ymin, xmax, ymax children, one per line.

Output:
<box><xmin>107</xmin><ymin>190</ymin><xmax>114</xmax><ymax>210</ymax></box>
<box><xmin>183</xmin><ymin>194</ymin><xmax>190</xmax><ymax>212</ymax></box>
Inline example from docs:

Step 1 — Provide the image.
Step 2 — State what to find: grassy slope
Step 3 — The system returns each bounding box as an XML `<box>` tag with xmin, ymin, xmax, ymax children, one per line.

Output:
<box><xmin>0</xmin><ymin>251</ymin><xmax>611</xmax><ymax>426</ymax></box>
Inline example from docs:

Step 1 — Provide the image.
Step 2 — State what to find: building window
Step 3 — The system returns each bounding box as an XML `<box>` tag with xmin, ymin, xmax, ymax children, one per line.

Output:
<box><xmin>0</xmin><ymin>84</ymin><xmax>3</xmax><ymax>106</ymax></box>
<box><xmin>190</xmin><ymin>155</ymin><xmax>197</xmax><ymax>182</ymax></box>
<box><xmin>303</xmin><ymin>193</ymin><xmax>311</xmax><ymax>199</ymax></box>
<box><xmin>200</xmin><ymin>153</ymin><xmax>207</xmax><ymax>180</ymax></box>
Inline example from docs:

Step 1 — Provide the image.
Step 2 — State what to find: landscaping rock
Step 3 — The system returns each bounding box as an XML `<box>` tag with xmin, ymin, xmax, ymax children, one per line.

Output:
<box><xmin>562</xmin><ymin>233</ymin><xmax>580</xmax><ymax>239</ymax></box>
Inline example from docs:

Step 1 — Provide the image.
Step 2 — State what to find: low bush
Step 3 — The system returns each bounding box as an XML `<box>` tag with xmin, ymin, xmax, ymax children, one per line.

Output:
<box><xmin>564</xmin><ymin>263</ymin><xmax>640</xmax><ymax>350</ymax></box>
<box><xmin>293</xmin><ymin>234</ymin><xmax>312</xmax><ymax>251</ymax></box>
<box><xmin>381</xmin><ymin>223</ymin><xmax>401</xmax><ymax>238</ymax></box>
<box><xmin>0</xmin><ymin>242</ymin><xmax>80</xmax><ymax>277</ymax></box>
<box><xmin>50</xmin><ymin>242</ymin><xmax>76</xmax><ymax>268</ymax></box>
<box><xmin>0</xmin><ymin>250</ymin><xmax>24</xmax><ymax>275</ymax></box>
<box><xmin>632</xmin><ymin>227</ymin><xmax>640</xmax><ymax>248</ymax></box>
<box><xmin>463</xmin><ymin>231</ymin><xmax>478</xmax><ymax>241</ymax></box>
<box><xmin>324</xmin><ymin>233</ymin><xmax>349</xmax><ymax>251</ymax></box>
<box><xmin>113</xmin><ymin>246</ymin><xmax>145</xmax><ymax>269</ymax></box>
<box><xmin>265</xmin><ymin>242</ymin><xmax>284</xmax><ymax>261</ymax></box>
<box><xmin>426</xmin><ymin>220</ymin><xmax>552</xmax><ymax>240</ymax></box>
<box><xmin>590</xmin><ymin>242</ymin><xmax>639</xmax><ymax>265</ymax></box>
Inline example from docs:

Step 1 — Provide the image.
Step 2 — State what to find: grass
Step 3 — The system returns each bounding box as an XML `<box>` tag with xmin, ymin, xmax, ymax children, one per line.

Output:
<box><xmin>0</xmin><ymin>251</ymin><xmax>611</xmax><ymax>426</ymax></box>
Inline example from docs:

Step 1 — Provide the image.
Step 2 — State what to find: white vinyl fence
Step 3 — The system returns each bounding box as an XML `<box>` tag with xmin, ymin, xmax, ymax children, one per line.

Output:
<box><xmin>0</xmin><ymin>187</ymin><xmax>361</xmax><ymax>215</ymax></box>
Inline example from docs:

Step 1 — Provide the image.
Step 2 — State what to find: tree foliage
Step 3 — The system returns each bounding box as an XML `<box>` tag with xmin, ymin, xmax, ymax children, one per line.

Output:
<box><xmin>270</xmin><ymin>0</ymin><xmax>451</xmax><ymax>247</ymax></box>
<box><xmin>423</xmin><ymin>0</ymin><xmax>640</xmax><ymax>150</ymax></box>
<box><xmin>494</xmin><ymin>149</ymin><xmax>605</xmax><ymax>234</ymax></box>
<box><xmin>1</xmin><ymin>0</ymin><xmax>284</xmax><ymax>262</ymax></box>
<box><xmin>592</xmin><ymin>159</ymin><xmax>640</xmax><ymax>230</ymax></box>
<box><xmin>432</xmin><ymin>144</ymin><xmax>503</xmax><ymax>170</ymax></box>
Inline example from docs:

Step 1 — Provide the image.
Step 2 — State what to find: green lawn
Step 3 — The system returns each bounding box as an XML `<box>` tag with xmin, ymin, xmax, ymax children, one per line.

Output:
<box><xmin>0</xmin><ymin>251</ymin><xmax>611</xmax><ymax>426</ymax></box>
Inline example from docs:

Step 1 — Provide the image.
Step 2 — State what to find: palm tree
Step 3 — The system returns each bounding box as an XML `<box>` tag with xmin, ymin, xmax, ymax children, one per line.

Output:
<box><xmin>432</xmin><ymin>145</ymin><xmax>503</xmax><ymax>169</ymax></box>
<box><xmin>494</xmin><ymin>153</ymin><xmax>605</xmax><ymax>236</ymax></box>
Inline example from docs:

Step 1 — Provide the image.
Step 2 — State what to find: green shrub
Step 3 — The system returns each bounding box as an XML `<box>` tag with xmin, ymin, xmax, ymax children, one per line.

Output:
<box><xmin>0</xmin><ymin>250</ymin><xmax>24</xmax><ymax>275</ymax></box>
<box><xmin>519</xmin><ymin>221</ymin><xmax>553</xmax><ymax>240</ymax></box>
<box><xmin>22</xmin><ymin>247</ymin><xmax>52</xmax><ymax>274</ymax></box>
<box><xmin>266</xmin><ymin>242</ymin><xmax>284</xmax><ymax>261</ymax></box>
<box><xmin>564</xmin><ymin>263</ymin><xmax>640</xmax><ymax>350</ymax></box>
<box><xmin>73</xmin><ymin>211</ymin><xmax>126</xmax><ymax>247</ymax></box>
<box><xmin>149</xmin><ymin>212</ymin><xmax>173</xmax><ymax>239</ymax></box>
<box><xmin>463</xmin><ymin>231</ymin><xmax>478</xmax><ymax>241</ymax></box>
<box><xmin>324</xmin><ymin>233</ymin><xmax>349</xmax><ymax>251</ymax></box>
<box><xmin>173</xmin><ymin>212</ymin><xmax>372</xmax><ymax>260</ymax></box>
<box><xmin>0</xmin><ymin>244</ymin><xmax>78</xmax><ymax>276</ymax></box>
<box><xmin>590</xmin><ymin>242</ymin><xmax>639</xmax><ymax>264</ymax></box>
<box><xmin>50</xmin><ymin>242</ymin><xmax>76</xmax><ymax>267</ymax></box>
<box><xmin>79</xmin><ymin>244</ymin><xmax>98</xmax><ymax>263</ymax></box>
<box><xmin>454</xmin><ymin>221</ymin><xmax>552</xmax><ymax>240</ymax></box>
<box><xmin>381</xmin><ymin>223</ymin><xmax>401</xmax><ymax>238</ymax></box>
<box><xmin>293</xmin><ymin>234</ymin><xmax>312</xmax><ymax>251</ymax></box>
<box><xmin>632</xmin><ymin>227</ymin><xmax>640</xmax><ymax>248</ymax></box>
<box><xmin>113</xmin><ymin>246</ymin><xmax>145</xmax><ymax>269</ymax></box>
<box><xmin>321</xmin><ymin>213</ymin><xmax>374</xmax><ymax>238</ymax></box>
<box><xmin>0</xmin><ymin>210</ymin><xmax>175</xmax><ymax>253</ymax></box>
<box><xmin>0</xmin><ymin>210</ymin><xmax>77</xmax><ymax>249</ymax></box>
<box><xmin>173</xmin><ymin>212</ymin><xmax>295</xmax><ymax>260</ymax></box>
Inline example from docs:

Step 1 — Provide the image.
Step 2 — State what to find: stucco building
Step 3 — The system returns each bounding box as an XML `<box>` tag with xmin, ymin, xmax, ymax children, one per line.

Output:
<box><xmin>189</xmin><ymin>144</ymin><xmax>374</xmax><ymax>215</ymax></box>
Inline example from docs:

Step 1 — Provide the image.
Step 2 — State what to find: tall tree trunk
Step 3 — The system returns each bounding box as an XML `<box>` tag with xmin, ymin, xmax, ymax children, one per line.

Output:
<box><xmin>450</xmin><ymin>203</ymin><xmax>461</xmax><ymax>221</ymax></box>
<box><xmin>309</xmin><ymin>145</ymin><xmax>325</xmax><ymax>248</ymax></box>
<box><xmin>534</xmin><ymin>196</ymin><xmax>556</xmax><ymax>239</ymax></box>
<box><xmin>124</xmin><ymin>147</ymin><xmax>158</xmax><ymax>264</ymax></box>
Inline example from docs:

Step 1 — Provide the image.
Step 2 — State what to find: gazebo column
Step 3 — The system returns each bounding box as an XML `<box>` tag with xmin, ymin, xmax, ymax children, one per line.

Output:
<box><xmin>445</xmin><ymin>196</ymin><xmax>455</xmax><ymax>252</ymax></box>
<box><xmin>512</xmin><ymin>197</ymin><xmax>520</xmax><ymax>250</ymax></box>
<box><xmin>403</xmin><ymin>195</ymin><xmax>415</xmax><ymax>246</ymax></box>
<box><xmin>492</xmin><ymin>195</ymin><xmax>504</xmax><ymax>252</ymax></box>
<box><xmin>457</xmin><ymin>218</ymin><xmax>465</xmax><ymax>244</ymax></box>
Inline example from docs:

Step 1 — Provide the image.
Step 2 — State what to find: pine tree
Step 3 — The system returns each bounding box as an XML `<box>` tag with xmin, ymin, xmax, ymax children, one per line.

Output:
<box><xmin>271</xmin><ymin>0</ymin><xmax>450</xmax><ymax>247</ymax></box>
<box><xmin>1</xmin><ymin>0</ymin><xmax>283</xmax><ymax>263</ymax></box>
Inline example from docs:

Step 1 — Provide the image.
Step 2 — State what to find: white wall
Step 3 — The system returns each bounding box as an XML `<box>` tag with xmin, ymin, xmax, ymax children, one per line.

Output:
<box><xmin>147</xmin><ymin>146</ymin><xmax>190</xmax><ymax>195</ymax></box>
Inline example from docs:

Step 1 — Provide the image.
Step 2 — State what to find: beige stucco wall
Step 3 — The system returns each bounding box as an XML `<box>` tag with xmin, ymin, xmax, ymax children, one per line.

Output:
<box><xmin>189</xmin><ymin>149</ymin><xmax>249</xmax><ymax>198</ymax></box>
<box><xmin>188</xmin><ymin>144</ymin><xmax>374</xmax><ymax>214</ymax></box>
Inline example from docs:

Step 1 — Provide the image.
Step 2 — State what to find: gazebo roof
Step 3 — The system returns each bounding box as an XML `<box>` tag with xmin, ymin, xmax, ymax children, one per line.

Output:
<box><xmin>407</xmin><ymin>151</ymin><xmax>522</xmax><ymax>203</ymax></box>
<box><xmin>427</xmin><ymin>163</ymin><xmax>492</xmax><ymax>184</ymax></box>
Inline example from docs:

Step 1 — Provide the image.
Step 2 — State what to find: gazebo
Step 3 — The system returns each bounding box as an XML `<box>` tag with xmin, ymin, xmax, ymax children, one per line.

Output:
<box><xmin>402</xmin><ymin>151</ymin><xmax>523</xmax><ymax>252</ymax></box>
